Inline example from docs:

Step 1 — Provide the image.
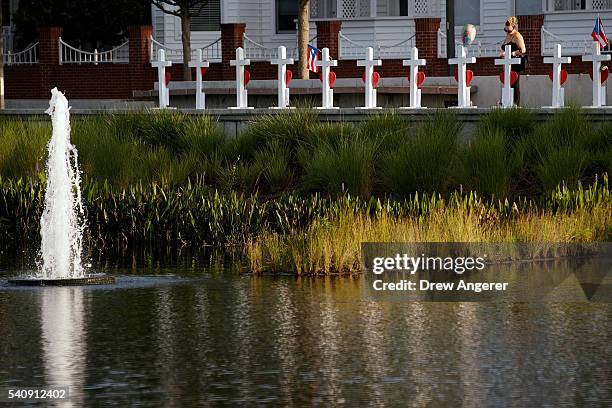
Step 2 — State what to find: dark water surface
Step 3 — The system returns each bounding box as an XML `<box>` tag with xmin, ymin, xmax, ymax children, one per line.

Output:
<box><xmin>0</xmin><ymin>249</ymin><xmax>611</xmax><ymax>407</ymax></box>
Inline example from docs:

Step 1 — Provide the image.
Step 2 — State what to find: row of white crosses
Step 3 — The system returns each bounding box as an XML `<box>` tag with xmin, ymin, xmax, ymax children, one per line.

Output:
<box><xmin>152</xmin><ymin>43</ymin><xmax>611</xmax><ymax>110</ymax></box>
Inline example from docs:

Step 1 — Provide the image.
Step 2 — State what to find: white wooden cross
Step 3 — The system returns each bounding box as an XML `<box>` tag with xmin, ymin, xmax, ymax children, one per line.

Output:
<box><xmin>188</xmin><ymin>49</ymin><xmax>209</xmax><ymax>110</ymax></box>
<box><xmin>449</xmin><ymin>45</ymin><xmax>476</xmax><ymax>108</ymax></box>
<box><xmin>271</xmin><ymin>46</ymin><xmax>294</xmax><ymax>109</ymax></box>
<box><xmin>230</xmin><ymin>47</ymin><xmax>252</xmax><ymax>110</ymax></box>
<box><xmin>543</xmin><ymin>44</ymin><xmax>571</xmax><ymax>108</ymax></box>
<box><xmin>494</xmin><ymin>44</ymin><xmax>521</xmax><ymax>108</ymax></box>
<box><xmin>151</xmin><ymin>49</ymin><xmax>172</xmax><ymax>108</ymax></box>
<box><xmin>315</xmin><ymin>47</ymin><xmax>338</xmax><ymax>109</ymax></box>
<box><xmin>582</xmin><ymin>41</ymin><xmax>611</xmax><ymax>108</ymax></box>
<box><xmin>357</xmin><ymin>47</ymin><xmax>382</xmax><ymax>109</ymax></box>
<box><xmin>402</xmin><ymin>47</ymin><xmax>426</xmax><ymax>109</ymax></box>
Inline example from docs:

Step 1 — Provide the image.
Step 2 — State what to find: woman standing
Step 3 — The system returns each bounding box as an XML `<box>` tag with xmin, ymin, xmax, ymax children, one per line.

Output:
<box><xmin>500</xmin><ymin>16</ymin><xmax>527</xmax><ymax>105</ymax></box>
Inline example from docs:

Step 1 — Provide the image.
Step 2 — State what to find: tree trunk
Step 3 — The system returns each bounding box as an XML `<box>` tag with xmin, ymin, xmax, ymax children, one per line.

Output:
<box><xmin>181</xmin><ymin>13</ymin><xmax>192</xmax><ymax>81</ymax></box>
<box><xmin>297</xmin><ymin>0</ymin><xmax>310</xmax><ymax>79</ymax></box>
<box><xmin>0</xmin><ymin>4</ymin><xmax>5</xmax><ymax>110</ymax></box>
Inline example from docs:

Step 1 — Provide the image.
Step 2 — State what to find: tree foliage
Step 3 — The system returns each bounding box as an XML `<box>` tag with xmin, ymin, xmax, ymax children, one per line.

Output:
<box><xmin>12</xmin><ymin>0</ymin><xmax>150</xmax><ymax>49</ymax></box>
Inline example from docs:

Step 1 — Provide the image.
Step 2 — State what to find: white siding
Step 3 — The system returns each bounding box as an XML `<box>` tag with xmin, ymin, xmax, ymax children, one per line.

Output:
<box><xmin>152</xmin><ymin>5</ymin><xmax>222</xmax><ymax>50</ymax></box>
<box><xmin>543</xmin><ymin>10</ymin><xmax>612</xmax><ymax>45</ymax></box>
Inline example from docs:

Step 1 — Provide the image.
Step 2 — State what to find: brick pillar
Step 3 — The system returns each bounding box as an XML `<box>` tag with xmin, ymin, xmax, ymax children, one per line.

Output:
<box><xmin>518</xmin><ymin>14</ymin><xmax>545</xmax><ymax>75</ymax></box>
<box><xmin>414</xmin><ymin>18</ymin><xmax>440</xmax><ymax>61</ymax></box>
<box><xmin>37</xmin><ymin>27</ymin><xmax>63</xmax><ymax>98</ymax></box>
<box><xmin>128</xmin><ymin>25</ymin><xmax>154</xmax><ymax>92</ymax></box>
<box><xmin>316</xmin><ymin>20</ymin><xmax>342</xmax><ymax>59</ymax></box>
<box><xmin>221</xmin><ymin>23</ymin><xmax>246</xmax><ymax>80</ymax></box>
<box><xmin>38</xmin><ymin>27</ymin><xmax>63</xmax><ymax>65</ymax></box>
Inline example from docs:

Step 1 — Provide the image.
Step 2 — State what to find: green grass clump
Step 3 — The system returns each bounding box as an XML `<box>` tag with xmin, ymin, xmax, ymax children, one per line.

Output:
<box><xmin>380</xmin><ymin>111</ymin><xmax>461</xmax><ymax>196</ymax></box>
<box><xmin>0</xmin><ymin>120</ymin><xmax>48</xmax><ymax>179</ymax></box>
<box><xmin>0</xmin><ymin>108</ymin><xmax>610</xmax><ymax>200</ymax></box>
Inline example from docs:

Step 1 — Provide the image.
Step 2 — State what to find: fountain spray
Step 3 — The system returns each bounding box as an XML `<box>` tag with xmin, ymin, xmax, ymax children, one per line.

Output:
<box><xmin>38</xmin><ymin>88</ymin><xmax>85</xmax><ymax>279</ymax></box>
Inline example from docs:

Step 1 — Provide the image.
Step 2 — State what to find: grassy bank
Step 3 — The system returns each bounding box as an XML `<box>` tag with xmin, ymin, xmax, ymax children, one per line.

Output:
<box><xmin>1</xmin><ymin>175</ymin><xmax>610</xmax><ymax>273</ymax></box>
<box><xmin>1</xmin><ymin>108</ymin><xmax>611</xmax><ymax>274</ymax></box>
<box><xmin>0</xmin><ymin>107</ymin><xmax>610</xmax><ymax>199</ymax></box>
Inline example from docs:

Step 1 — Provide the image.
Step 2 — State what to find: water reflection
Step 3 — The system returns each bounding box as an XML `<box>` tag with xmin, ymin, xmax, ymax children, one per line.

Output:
<box><xmin>0</xmin><ymin>253</ymin><xmax>611</xmax><ymax>406</ymax></box>
<box><xmin>41</xmin><ymin>287</ymin><xmax>86</xmax><ymax>407</ymax></box>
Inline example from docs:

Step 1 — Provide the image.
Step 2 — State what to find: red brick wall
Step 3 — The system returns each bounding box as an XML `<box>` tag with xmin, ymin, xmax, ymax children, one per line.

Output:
<box><xmin>316</xmin><ymin>20</ymin><xmax>342</xmax><ymax>59</ymax></box>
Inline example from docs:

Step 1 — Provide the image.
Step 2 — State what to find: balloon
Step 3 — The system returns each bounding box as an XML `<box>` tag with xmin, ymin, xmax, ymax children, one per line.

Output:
<box><xmin>285</xmin><ymin>70</ymin><xmax>293</xmax><ymax>85</ymax></box>
<box><xmin>164</xmin><ymin>72</ymin><xmax>172</xmax><ymax>86</ymax></box>
<box><xmin>462</xmin><ymin>24</ymin><xmax>477</xmax><ymax>45</ymax></box>
<box><xmin>200</xmin><ymin>67</ymin><xmax>207</xmax><ymax>77</ymax></box>
<box><xmin>244</xmin><ymin>70</ymin><xmax>251</xmax><ymax>86</ymax></box>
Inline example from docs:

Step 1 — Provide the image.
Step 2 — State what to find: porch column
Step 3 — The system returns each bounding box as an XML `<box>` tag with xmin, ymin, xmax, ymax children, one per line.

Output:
<box><xmin>370</xmin><ymin>0</ymin><xmax>377</xmax><ymax>17</ymax></box>
<box><xmin>38</xmin><ymin>27</ymin><xmax>63</xmax><ymax>65</ymax></box>
<box><xmin>316</xmin><ymin>20</ymin><xmax>342</xmax><ymax>60</ymax></box>
<box><xmin>517</xmin><ymin>14</ymin><xmax>545</xmax><ymax>75</ymax></box>
<box><xmin>414</xmin><ymin>18</ymin><xmax>440</xmax><ymax>61</ymax></box>
<box><xmin>128</xmin><ymin>25</ymin><xmax>154</xmax><ymax>92</ymax></box>
<box><xmin>221</xmin><ymin>23</ymin><xmax>246</xmax><ymax>80</ymax></box>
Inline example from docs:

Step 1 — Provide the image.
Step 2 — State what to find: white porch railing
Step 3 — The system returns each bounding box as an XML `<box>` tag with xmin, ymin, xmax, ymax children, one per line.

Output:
<box><xmin>59</xmin><ymin>38</ymin><xmax>129</xmax><ymax>64</ymax></box>
<box><xmin>541</xmin><ymin>27</ymin><xmax>593</xmax><ymax>55</ymax></box>
<box><xmin>545</xmin><ymin>0</ymin><xmax>612</xmax><ymax>11</ymax></box>
<box><xmin>312</xmin><ymin>0</ymin><xmax>440</xmax><ymax>18</ymax></box>
<box><xmin>150</xmin><ymin>36</ymin><xmax>222</xmax><ymax>62</ymax></box>
<box><xmin>339</xmin><ymin>31</ymin><xmax>415</xmax><ymax>59</ymax></box>
<box><xmin>243</xmin><ymin>34</ymin><xmax>317</xmax><ymax>61</ymax></box>
<box><xmin>437</xmin><ymin>29</ymin><xmax>502</xmax><ymax>58</ymax></box>
<box><xmin>3</xmin><ymin>42</ymin><xmax>39</xmax><ymax>65</ymax></box>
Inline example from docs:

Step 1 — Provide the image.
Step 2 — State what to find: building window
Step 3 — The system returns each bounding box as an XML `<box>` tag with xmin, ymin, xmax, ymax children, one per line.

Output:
<box><xmin>515</xmin><ymin>0</ymin><xmax>542</xmax><ymax>14</ymax></box>
<box><xmin>190</xmin><ymin>0</ymin><xmax>221</xmax><ymax>31</ymax></box>
<box><xmin>399</xmin><ymin>0</ymin><xmax>409</xmax><ymax>16</ymax></box>
<box><xmin>277</xmin><ymin>0</ymin><xmax>298</xmax><ymax>32</ymax></box>
<box><xmin>2</xmin><ymin>0</ymin><xmax>9</xmax><ymax>27</ymax></box>
<box><xmin>455</xmin><ymin>0</ymin><xmax>481</xmax><ymax>25</ymax></box>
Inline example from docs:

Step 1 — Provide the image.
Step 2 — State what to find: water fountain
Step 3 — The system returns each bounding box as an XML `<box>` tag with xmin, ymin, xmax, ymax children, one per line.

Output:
<box><xmin>9</xmin><ymin>89</ymin><xmax>114</xmax><ymax>286</ymax></box>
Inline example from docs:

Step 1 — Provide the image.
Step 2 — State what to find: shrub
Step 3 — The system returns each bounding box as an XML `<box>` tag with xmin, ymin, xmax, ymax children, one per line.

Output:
<box><xmin>380</xmin><ymin>112</ymin><xmax>460</xmax><ymax>196</ymax></box>
<box><xmin>462</xmin><ymin>127</ymin><xmax>520</xmax><ymax>197</ymax></box>
<box><xmin>299</xmin><ymin>135</ymin><xmax>377</xmax><ymax>198</ymax></box>
<box><xmin>479</xmin><ymin>107</ymin><xmax>536</xmax><ymax>143</ymax></box>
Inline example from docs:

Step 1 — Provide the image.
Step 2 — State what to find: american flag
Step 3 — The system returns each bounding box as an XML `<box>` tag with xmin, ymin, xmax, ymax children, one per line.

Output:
<box><xmin>307</xmin><ymin>45</ymin><xmax>319</xmax><ymax>73</ymax></box>
<box><xmin>592</xmin><ymin>15</ymin><xmax>609</xmax><ymax>49</ymax></box>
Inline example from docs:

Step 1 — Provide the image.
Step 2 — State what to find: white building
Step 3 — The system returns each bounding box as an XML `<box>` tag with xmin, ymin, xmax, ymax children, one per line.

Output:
<box><xmin>150</xmin><ymin>0</ymin><xmax>612</xmax><ymax>60</ymax></box>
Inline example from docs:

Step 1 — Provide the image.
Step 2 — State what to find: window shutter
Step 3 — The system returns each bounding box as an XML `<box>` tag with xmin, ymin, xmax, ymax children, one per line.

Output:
<box><xmin>190</xmin><ymin>0</ymin><xmax>221</xmax><ymax>31</ymax></box>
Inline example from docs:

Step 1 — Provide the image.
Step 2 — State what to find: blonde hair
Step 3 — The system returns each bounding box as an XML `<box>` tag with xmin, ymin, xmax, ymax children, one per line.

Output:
<box><xmin>506</xmin><ymin>16</ymin><xmax>518</xmax><ymax>27</ymax></box>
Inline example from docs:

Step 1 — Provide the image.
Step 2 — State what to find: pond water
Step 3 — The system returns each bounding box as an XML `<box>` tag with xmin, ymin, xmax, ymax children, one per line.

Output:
<box><xmin>1</xmin><ymin>249</ymin><xmax>611</xmax><ymax>406</ymax></box>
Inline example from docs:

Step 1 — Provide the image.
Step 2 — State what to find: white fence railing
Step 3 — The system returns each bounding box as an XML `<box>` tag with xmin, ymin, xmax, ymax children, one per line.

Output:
<box><xmin>314</xmin><ymin>0</ymin><xmax>440</xmax><ymax>18</ymax></box>
<box><xmin>150</xmin><ymin>36</ymin><xmax>222</xmax><ymax>63</ymax></box>
<box><xmin>437</xmin><ymin>29</ymin><xmax>502</xmax><ymax>58</ymax></box>
<box><xmin>243</xmin><ymin>34</ymin><xmax>317</xmax><ymax>61</ymax></box>
<box><xmin>3</xmin><ymin>42</ymin><xmax>39</xmax><ymax>65</ymax></box>
<box><xmin>59</xmin><ymin>38</ymin><xmax>129</xmax><ymax>64</ymax></box>
<box><xmin>541</xmin><ymin>27</ymin><xmax>594</xmax><ymax>56</ymax></box>
<box><xmin>545</xmin><ymin>0</ymin><xmax>612</xmax><ymax>11</ymax></box>
<box><xmin>339</xmin><ymin>31</ymin><xmax>415</xmax><ymax>59</ymax></box>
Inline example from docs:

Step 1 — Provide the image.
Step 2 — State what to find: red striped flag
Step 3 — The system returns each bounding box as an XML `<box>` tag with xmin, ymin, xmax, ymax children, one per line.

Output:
<box><xmin>592</xmin><ymin>15</ymin><xmax>609</xmax><ymax>49</ymax></box>
<box><xmin>307</xmin><ymin>45</ymin><xmax>319</xmax><ymax>73</ymax></box>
